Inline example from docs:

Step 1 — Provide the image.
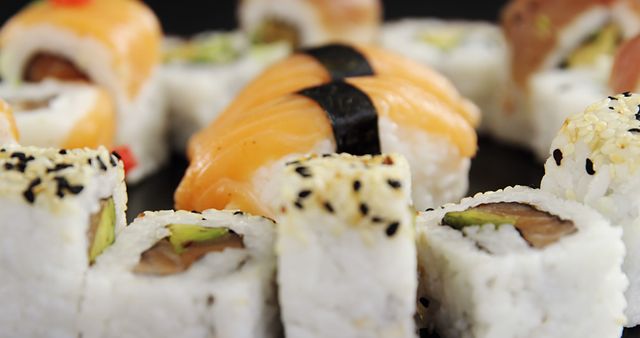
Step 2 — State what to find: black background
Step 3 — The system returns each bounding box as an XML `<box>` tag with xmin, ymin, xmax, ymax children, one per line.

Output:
<box><xmin>1</xmin><ymin>0</ymin><xmax>510</xmax><ymax>35</ymax></box>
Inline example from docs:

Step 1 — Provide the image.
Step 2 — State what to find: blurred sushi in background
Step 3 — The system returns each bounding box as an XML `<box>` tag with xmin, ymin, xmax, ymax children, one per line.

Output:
<box><xmin>380</xmin><ymin>18</ymin><xmax>509</xmax><ymax>131</ymax></box>
<box><xmin>0</xmin><ymin>81</ymin><xmax>115</xmax><ymax>150</ymax></box>
<box><xmin>0</xmin><ymin>98</ymin><xmax>18</xmax><ymax>145</ymax></box>
<box><xmin>0</xmin><ymin>0</ymin><xmax>167</xmax><ymax>183</ymax></box>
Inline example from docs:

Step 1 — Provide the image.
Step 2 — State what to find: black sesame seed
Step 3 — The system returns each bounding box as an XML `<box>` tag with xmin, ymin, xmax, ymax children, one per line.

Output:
<box><xmin>111</xmin><ymin>151</ymin><xmax>121</xmax><ymax>160</ymax></box>
<box><xmin>294</xmin><ymin>166</ymin><xmax>312</xmax><ymax>178</ymax></box>
<box><xmin>425</xmin><ymin>208</ymin><xmax>434</xmax><ymax>212</ymax></box>
<box><xmin>322</xmin><ymin>153</ymin><xmax>332</xmax><ymax>158</ymax></box>
<box><xmin>629</xmin><ymin>128</ymin><xmax>640</xmax><ymax>133</ymax></box>
<box><xmin>285</xmin><ymin>160</ymin><xmax>300</xmax><ymax>166</ymax></box>
<box><xmin>323</xmin><ymin>202</ymin><xmax>334</xmax><ymax>213</ymax></box>
<box><xmin>4</xmin><ymin>163</ymin><xmax>13</xmax><ymax>170</ymax></box>
<box><xmin>372</xmin><ymin>216</ymin><xmax>384</xmax><ymax>223</ymax></box>
<box><xmin>24</xmin><ymin>156</ymin><xmax>35</xmax><ymax>163</ymax></box>
<box><xmin>353</xmin><ymin>180</ymin><xmax>361</xmax><ymax>192</ymax></box>
<box><xmin>16</xmin><ymin>163</ymin><xmax>26</xmax><ymax>173</ymax></box>
<box><xmin>553</xmin><ymin>149</ymin><xmax>563</xmax><ymax>166</ymax></box>
<box><xmin>294</xmin><ymin>200</ymin><xmax>304</xmax><ymax>209</ymax></box>
<box><xmin>96</xmin><ymin>156</ymin><xmax>107</xmax><ymax>171</ymax></box>
<box><xmin>386</xmin><ymin>222</ymin><xmax>400</xmax><ymax>237</ymax></box>
<box><xmin>233</xmin><ymin>211</ymin><xmax>244</xmax><ymax>216</ymax></box>
<box><xmin>359</xmin><ymin>203</ymin><xmax>369</xmax><ymax>216</ymax></box>
<box><xmin>624</xmin><ymin>92</ymin><xmax>632</xmax><ymax>97</ymax></box>
<box><xmin>58</xmin><ymin>149</ymin><xmax>67</xmax><ymax>155</ymax></box>
<box><xmin>11</xmin><ymin>152</ymin><xmax>26</xmax><ymax>161</ymax></box>
<box><xmin>54</xmin><ymin>176</ymin><xmax>84</xmax><ymax>197</ymax></box>
<box><xmin>419</xmin><ymin>297</ymin><xmax>430</xmax><ymax>308</ymax></box>
<box><xmin>87</xmin><ymin>158</ymin><xmax>93</xmax><ymax>165</ymax></box>
<box><xmin>0</xmin><ymin>148</ymin><xmax>5</xmax><ymax>153</ymax></box>
<box><xmin>298</xmin><ymin>190</ymin><xmax>312</xmax><ymax>198</ymax></box>
<box><xmin>109</xmin><ymin>155</ymin><xmax>117</xmax><ymax>167</ymax></box>
<box><xmin>387</xmin><ymin>179</ymin><xmax>402</xmax><ymax>189</ymax></box>
<box><xmin>191</xmin><ymin>210</ymin><xmax>200</xmax><ymax>214</ymax></box>
<box><xmin>23</xmin><ymin>178</ymin><xmax>42</xmax><ymax>204</ymax></box>
<box><xmin>609</xmin><ymin>106</ymin><xmax>615</xmax><ymax>110</ymax></box>
<box><xmin>608</xmin><ymin>96</ymin><xmax>618</xmax><ymax>100</ymax></box>
<box><xmin>46</xmin><ymin>163</ymin><xmax>73</xmax><ymax>173</ymax></box>
<box><xmin>586</xmin><ymin>158</ymin><xmax>596</xmax><ymax>175</ymax></box>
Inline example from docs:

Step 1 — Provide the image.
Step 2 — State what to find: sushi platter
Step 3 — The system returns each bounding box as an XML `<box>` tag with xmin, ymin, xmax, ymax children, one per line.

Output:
<box><xmin>5</xmin><ymin>0</ymin><xmax>640</xmax><ymax>337</ymax></box>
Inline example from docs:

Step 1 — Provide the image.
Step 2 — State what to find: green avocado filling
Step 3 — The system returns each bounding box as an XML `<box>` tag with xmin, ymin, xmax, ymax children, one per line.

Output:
<box><xmin>252</xmin><ymin>17</ymin><xmax>300</xmax><ymax>48</ymax></box>
<box><xmin>563</xmin><ymin>23</ymin><xmax>622</xmax><ymax>69</ymax></box>
<box><xmin>133</xmin><ymin>224</ymin><xmax>244</xmax><ymax>276</ymax></box>
<box><xmin>163</xmin><ymin>35</ymin><xmax>240</xmax><ymax>64</ymax></box>
<box><xmin>417</xmin><ymin>28</ymin><xmax>465</xmax><ymax>51</ymax></box>
<box><xmin>88</xmin><ymin>198</ymin><xmax>116</xmax><ymax>265</ymax></box>
<box><xmin>442</xmin><ymin>202</ymin><xmax>577</xmax><ymax>249</ymax></box>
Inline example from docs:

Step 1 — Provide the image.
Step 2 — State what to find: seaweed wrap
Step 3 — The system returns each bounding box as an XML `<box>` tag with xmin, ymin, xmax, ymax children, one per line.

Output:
<box><xmin>0</xmin><ymin>81</ymin><xmax>115</xmax><ymax>150</ymax></box>
<box><xmin>79</xmin><ymin>209</ymin><xmax>279</xmax><ymax>338</ymax></box>
<box><xmin>276</xmin><ymin>153</ymin><xmax>417</xmax><ymax>338</ymax></box>
<box><xmin>541</xmin><ymin>92</ymin><xmax>640</xmax><ymax>326</ymax></box>
<box><xmin>177</xmin><ymin>76</ymin><xmax>477</xmax><ymax>216</ymax></box>
<box><xmin>0</xmin><ymin>0</ymin><xmax>167</xmax><ymax>182</ymax></box>
<box><xmin>416</xmin><ymin>186</ymin><xmax>627</xmax><ymax>338</ymax></box>
<box><xmin>0</xmin><ymin>145</ymin><xmax>127</xmax><ymax>338</ymax></box>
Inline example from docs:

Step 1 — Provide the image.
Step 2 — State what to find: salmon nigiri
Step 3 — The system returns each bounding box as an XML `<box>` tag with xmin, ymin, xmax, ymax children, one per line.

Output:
<box><xmin>176</xmin><ymin>75</ymin><xmax>477</xmax><ymax>217</ymax></box>
<box><xmin>189</xmin><ymin>43</ymin><xmax>479</xmax><ymax>157</ymax></box>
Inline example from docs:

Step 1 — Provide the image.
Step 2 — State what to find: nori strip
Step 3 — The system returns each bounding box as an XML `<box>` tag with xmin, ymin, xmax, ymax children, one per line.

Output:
<box><xmin>298</xmin><ymin>81</ymin><xmax>381</xmax><ymax>155</ymax></box>
<box><xmin>302</xmin><ymin>44</ymin><xmax>374</xmax><ymax>80</ymax></box>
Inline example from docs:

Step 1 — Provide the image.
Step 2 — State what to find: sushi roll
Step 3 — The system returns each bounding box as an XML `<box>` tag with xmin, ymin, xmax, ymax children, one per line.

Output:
<box><xmin>276</xmin><ymin>153</ymin><xmax>417</xmax><ymax>338</ymax></box>
<box><xmin>238</xmin><ymin>0</ymin><xmax>382</xmax><ymax>48</ymax></box>
<box><xmin>176</xmin><ymin>76</ymin><xmax>477</xmax><ymax>216</ymax></box>
<box><xmin>540</xmin><ymin>92</ymin><xmax>640</xmax><ymax>326</ymax></box>
<box><xmin>0</xmin><ymin>98</ymin><xmax>18</xmax><ymax>144</ymax></box>
<box><xmin>0</xmin><ymin>0</ymin><xmax>167</xmax><ymax>183</ymax></box>
<box><xmin>203</xmin><ymin>42</ymin><xmax>480</xmax><ymax>142</ymax></box>
<box><xmin>161</xmin><ymin>31</ymin><xmax>290</xmax><ymax>150</ymax></box>
<box><xmin>0</xmin><ymin>145</ymin><xmax>127</xmax><ymax>338</ymax></box>
<box><xmin>380</xmin><ymin>19</ymin><xmax>509</xmax><ymax>128</ymax></box>
<box><xmin>416</xmin><ymin>186</ymin><xmax>627</xmax><ymax>338</ymax></box>
<box><xmin>499</xmin><ymin>0</ymin><xmax>634</xmax><ymax>151</ymax></box>
<box><xmin>0</xmin><ymin>81</ymin><xmax>115</xmax><ymax>150</ymax></box>
<box><xmin>79</xmin><ymin>209</ymin><xmax>278</xmax><ymax>338</ymax></box>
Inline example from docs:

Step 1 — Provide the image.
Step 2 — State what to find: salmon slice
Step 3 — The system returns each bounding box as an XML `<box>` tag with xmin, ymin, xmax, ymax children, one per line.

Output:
<box><xmin>610</xmin><ymin>35</ymin><xmax>640</xmax><ymax>92</ymax></box>
<box><xmin>189</xmin><ymin>44</ymin><xmax>478</xmax><ymax>158</ymax></box>
<box><xmin>176</xmin><ymin>75</ymin><xmax>477</xmax><ymax>217</ymax></box>
<box><xmin>62</xmin><ymin>87</ymin><xmax>116</xmax><ymax>149</ymax></box>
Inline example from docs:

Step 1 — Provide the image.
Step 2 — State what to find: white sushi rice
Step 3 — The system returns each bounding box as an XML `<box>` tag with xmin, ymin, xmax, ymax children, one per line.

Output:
<box><xmin>0</xmin><ymin>80</ymin><xmax>110</xmax><ymax>148</ymax></box>
<box><xmin>541</xmin><ymin>92</ymin><xmax>640</xmax><ymax>326</ymax></box>
<box><xmin>380</xmin><ymin>19</ymin><xmax>509</xmax><ymax>130</ymax></box>
<box><xmin>0</xmin><ymin>25</ymin><xmax>169</xmax><ymax>183</ymax></box>
<box><xmin>0</xmin><ymin>145</ymin><xmax>127</xmax><ymax>338</ymax></box>
<box><xmin>161</xmin><ymin>32</ymin><xmax>290</xmax><ymax>151</ymax></box>
<box><xmin>276</xmin><ymin>153</ymin><xmax>417</xmax><ymax>338</ymax></box>
<box><xmin>416</xmin><ymin>186</ymin><xmax>627</xmax><ymax>338</ymax></box>
<box><xmin>79</xmin><ymin>209</ymin><xmax>279</xmax><ymax>338</ymax></box>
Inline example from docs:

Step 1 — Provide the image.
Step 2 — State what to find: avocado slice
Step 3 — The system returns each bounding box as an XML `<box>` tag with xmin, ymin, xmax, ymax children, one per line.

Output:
<box><xmin>88</xmin><ymin>198</ymin><xmax>116</xmax><ymax>264</ymax></box>
<box><xmin>418</xmin><ymin>28</ymin><xmax>464</xmax><ymax>52</ymax></box>
<box><xmin>253</xmin><ymin>18</ymin><xmax>301</xmax><ymax>47</ymax></box>
<box><xmin>163</xmin><ymin>35</ymin><xmax>239</xmax><ymax>64</ymax></box>
<box><xmin>566</xmin><ymin>23</ymin><xmax>621</xmax><ymax>68</ymax></box>
<box><xmin>167</xmin><ymin>224</ymin><xmax>231</xmax><ymax>254</ymax></box>
<box><xmin>442</xmin><ymin>203</ymin><xmax>577</xmax><ymax>249</ymax></box>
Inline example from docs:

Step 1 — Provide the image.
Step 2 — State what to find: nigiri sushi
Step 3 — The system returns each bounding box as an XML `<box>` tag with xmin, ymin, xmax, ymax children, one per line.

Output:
<box><xmin>176</xmin><ymin>76</ymin><xmax>477</xmax><ymax>217</ymax></box>
<box><xmin>190</xmin><ymin>42</ymin><xmax>479</xmax><ymax>157</ymax></box>
<box><xmin>0</xmin><ymin>0</ymin><xmax>167</xmax><ymax>182</ymax></box>
<box><xmin>0</xmin><ymin>99</ymin><xmax>18</xmax><ymax>145</ymax></box>
<box><xmin>0</xmin><ymin>81</ymin><xmax>115</xmax><ymax>150</ymax></box>
<box><xmin>238</xmin><ymin>0</ymin><xmax>382</xmax><ymax>48</ymax></box>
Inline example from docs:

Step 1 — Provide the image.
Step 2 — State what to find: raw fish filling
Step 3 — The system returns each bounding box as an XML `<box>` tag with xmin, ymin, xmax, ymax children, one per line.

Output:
<box><xmin>24</xmin><ymin>52</ymin><xmax>90</xmax><ymax>83</ymax></box>
<box><xmin>5</xmin><ymin>95</ymin><xmax>58</xmax><ymax>111</ymax></box>
<box><xmin>254</xmin><ymin>17</ymin><xmax>300</xmax><ymax>47</ymax></box>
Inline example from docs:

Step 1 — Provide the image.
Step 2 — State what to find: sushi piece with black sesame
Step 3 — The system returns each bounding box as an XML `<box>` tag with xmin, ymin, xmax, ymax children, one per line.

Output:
<box><xmin>276</xmin><ymin>153</ymin><xmax>417</xmax><ymax>338</ymax></box>
<box><xmin>416</xmin><ymin>186</ymin><xmax>626</xmax><ymax>338</ymax></box>
<box><xmin>541</xmin><ymin>92</ymin><xmax>640</xmax><ymax>326</ymax></box>
<box><xmin>0</xmin><ymin>145</ymin><xmax>127</xmax><ymax>338</ymax></box>
<box><xmin>79</xmin><ymin>209</ymin><xmax>279</xmax><ymax>338</ymax></box>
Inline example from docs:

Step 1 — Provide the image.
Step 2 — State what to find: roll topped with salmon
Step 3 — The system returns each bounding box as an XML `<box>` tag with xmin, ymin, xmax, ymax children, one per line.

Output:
<box><xmin>0</xmin><ymin>0</ymin><xmax>168</xmax><ymax>183</ymax></box>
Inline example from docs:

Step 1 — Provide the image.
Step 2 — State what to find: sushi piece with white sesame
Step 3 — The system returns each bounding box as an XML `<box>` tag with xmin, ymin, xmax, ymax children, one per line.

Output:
<box><xmin>541</xmin><ymin>92</ymin><xmax>640</xmax><ymax>326</ymax></box>
<box><xmin>276</xmin><ymin>153</ymin><xmax>417</xmax><ymax>338</ymax></box>
<box><xmin>0</xmin><ymin>145</ymin><xmax>127</xmax><ymax>338</ymax></box>
<box><xmin>416</xmin><ymin>186</ymin><xmax>627</xmax><ymax>338</ymax></box>
<box><xmin>79</xmin><ymin>209</ymin><xmax>279</xmax><ymax>338</ymax></box>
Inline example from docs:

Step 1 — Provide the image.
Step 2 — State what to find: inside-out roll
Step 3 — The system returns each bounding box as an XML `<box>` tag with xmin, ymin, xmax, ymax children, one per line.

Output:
<box><xmin>161</xmin><ymin>31</ymin><xmax>290</xmax><ymax>150</ymax></box>
<box><xmin>276</xmin><ymin>153</ymin><xmax>417</xmax><ymax>338</ymax></box>
<box><xmin>0</xmin><ymin>0</ymin><xmax>167</xmax><ymax>182</ymax></box>
<box><xmin>177</xmin><ymin>76</ymin><xmax>477</xmax><ymax>217</ymax></box>
<box><xmin>238</xmin><ymin>0</ymin><xmax>382</xmax><ymax>48</ymax></box>
<box><xmin>541</xmin><ymin>92</ymin><xmax>640</xmax><ymax>326</ymax></box>
<box><xmin>380</xmin><ymin>18</ymin><xmax>508</xmax><ymax>129</ymax></box>
<box><xmin>0</xmin><ymin>98</ymin><xmax>18</xmax><ymax>144</ymax></box>
<box><xmin>0</xmin><ymin>80</ymin><xmax>115</xmax><ymax>150</ymax></box>
<box><xmin>79</xmin><ymin>209</ymin><xmax>278</xmax><ymax>338</ymax></box>
<box><xmin>416</xmin><ymin>186</ymin><xmax>627</xmax><ymax>338</ymax></box>
<box><xmin>0</xmin><ymin>145</ymin><xmax>127</xmax><ymax>338</ymax></box>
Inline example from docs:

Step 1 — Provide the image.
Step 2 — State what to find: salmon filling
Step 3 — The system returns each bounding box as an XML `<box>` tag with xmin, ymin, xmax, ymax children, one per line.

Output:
<box><xmin>133</xmin><ymin>226</ymin><xmax>245</xmax><ymax>276</ymax></box>
<box><xmin>24</xmin><ymin>53</ymin><xmax>90</xmax><ymax>83</ymax></box>
<box><xmin>442</xmin><ymin>202</ymin><xmax>577</xmax><ymax>249</ymax></box>
<box><xmin>254</xmin><ymin>17</ymin><xmax>301</xmax><ymax>47</ymax></box>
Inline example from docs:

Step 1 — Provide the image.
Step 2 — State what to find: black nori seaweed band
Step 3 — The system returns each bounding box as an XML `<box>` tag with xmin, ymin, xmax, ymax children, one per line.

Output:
<box><xmin>302</xmin><ymin>44</ymin><xmax>374</xmax><ymax>80</ymax></box>
<box><xmin>298</xmin><ymin>81</ymin><xmax>381</xmax><ymax>155</ymax></box>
